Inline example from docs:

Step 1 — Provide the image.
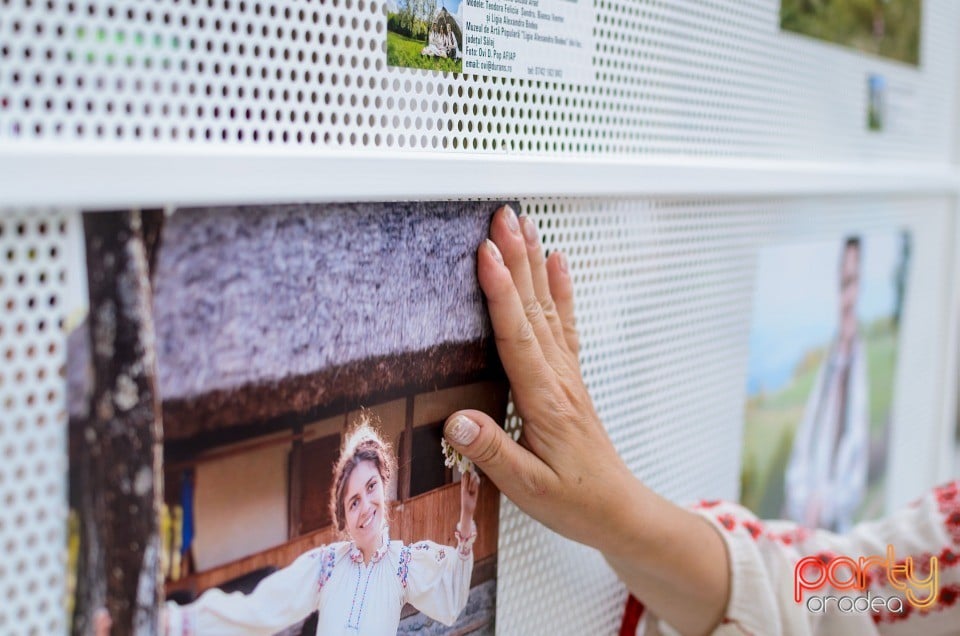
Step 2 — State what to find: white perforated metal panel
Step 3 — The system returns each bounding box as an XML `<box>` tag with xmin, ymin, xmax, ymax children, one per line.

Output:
<box><xmin>0</xmin><ymin>208</ymin><xmax>78</xmax><ymax>635</ymax></box>
<box><xmin>0</xmin><ymin>196</ymin><xmax>956</xmax><ymax>635</ymax></box>
<box><xmin>1</xmin><ymin>0</ymin><xmax>959</xmax><ymax>634</ymax></box>
<box><xmin>0</xmin><ymin>1</ymin><xmax>957</xmax><ymax>160</ymax></box>
<box><xmin>496</xmin><ymin>194</ymin><xmax>953</xmax><ymax>635</ymax></box>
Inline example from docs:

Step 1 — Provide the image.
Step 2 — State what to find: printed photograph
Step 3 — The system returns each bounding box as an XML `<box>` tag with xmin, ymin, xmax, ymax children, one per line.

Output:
<box><xmin>387</xmin><ymin>0</ymin><xmax>463</xmax><ymax>73</ymax></box>
<box><xmin>867</xmin><ymin>73</ymin><xmax>886</xmax><ymax>131</ymax></box>
<box><xmin>67</xmin><ymin>202</ymin><xmax>510</xmax><ymax>634</ymax></box>
<box><xmin>780</xmin><ymin>0</ymin><xmax>922</xmax><ymax>66</ymax></box>
<box><xmin>740</xmin><ymin>231</ymin><xmax>912</xmax><ymax>532</ymax></box>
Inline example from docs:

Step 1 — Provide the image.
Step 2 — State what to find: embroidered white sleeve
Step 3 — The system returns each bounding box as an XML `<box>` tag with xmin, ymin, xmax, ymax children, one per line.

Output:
<box><xmin>163</xmin><ymin>547</ymin><xmax>325</xmax><ymax>636</ymax></box>
<box><xmin>640</xmin><ymin>482</ymin><xmax>960</xmax><ymax>636</ymax></box>
<box><xmin>400</xmin><ymin>536</ymin><xmax>474</xmax><ymax>627</ymax></box>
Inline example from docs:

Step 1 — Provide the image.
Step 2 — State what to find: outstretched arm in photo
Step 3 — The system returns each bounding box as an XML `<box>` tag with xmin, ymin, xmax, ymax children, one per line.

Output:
<box><xmin>402</xmin><ymin>472</ymin><xmax>481</xmax><ymax>627</ymax></box>
<box><xmin>162</xmin><ymin>548</ymin><xmax>323</xmax><ymax>636</ymax></box>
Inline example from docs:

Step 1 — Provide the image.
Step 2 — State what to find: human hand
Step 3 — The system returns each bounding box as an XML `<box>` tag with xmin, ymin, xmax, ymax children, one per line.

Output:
<box><xmin>93</xmin><ymin>608</ymin><xmax>112</xmax><ymax>636</ymax></box>
<box><xmin>443</xmin><ymin>205</ymin><xmax>730</xmax><ymax>634</ymax></box>
<box><xmin>459</xmin><ymin>470</ymin><xmax>481</xmax><ymax>524</ymax></box>
<box><xmin>443</xmin><ymin>205</ymin><xmax>632</xmax><ymax>550</ymax></box>
<box><xmin>89</xmin><ymin>606</ymin><xmax>167</xmax><ymax>635</ymax></box>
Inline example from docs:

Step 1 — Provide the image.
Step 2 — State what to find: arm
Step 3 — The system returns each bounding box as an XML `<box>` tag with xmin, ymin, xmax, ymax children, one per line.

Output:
<box><xmin>458</xmin><ymin>471</ymin><xmax>480</xmax><ymax>547</ymax></box>
<box><xmin>164</xmin><ymin>548</ymin><xmax>324</xmax><ymax>636</ymax></box>
<box><xmin>441</xmin><ymin>206</ymin><xmax>727</xmax><ymax>635</ymax></box>
<box><xmin>401</xmin><ymin>535</ymin><xmax>475</xmax><ymax>627</ymax></box>
<box><xmin>400</xmin><ymin>474</ymin><xmax>480</xmax><ymax>626</ymax></box>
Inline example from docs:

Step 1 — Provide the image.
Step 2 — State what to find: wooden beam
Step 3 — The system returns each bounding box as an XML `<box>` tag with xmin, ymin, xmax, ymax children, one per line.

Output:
<box><xmin>73</xmin><ymin>210</ymin><xmax>163</xmax><ymax>635</ymax></box>
<box><xmin>400</xmin><ymin>396</ymin><xmax>414</xmax><ymax>501</ymax></box>
<box><xmin>288</xmin><ymin>426</ymin><xmax>303</xmax><ymax>539</ymax></box>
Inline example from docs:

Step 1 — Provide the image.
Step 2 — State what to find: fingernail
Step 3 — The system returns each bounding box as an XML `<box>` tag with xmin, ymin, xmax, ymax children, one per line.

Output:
<box><xmin>502</xmin><ymin>205</ymin><xmax>520</xmax><ymax>234</ymax></box>
<box><xmin>445</xmin><ymin>414</ymin><xmax>480</xmax><ymax>446</ymax></box>
<box><xmin>558</xmin><ymin>252</ymin><xmax>569</xmax><ymax>273</ymax></box>
<box><xmin>521</xmin><ymin>215</ymin><xmax>539</xmax><ymax>246</ymax></box>
<box><xmin>485</xmin><ymin>239</ymin><xmax>504</xmax><ymax>265</ymax></box>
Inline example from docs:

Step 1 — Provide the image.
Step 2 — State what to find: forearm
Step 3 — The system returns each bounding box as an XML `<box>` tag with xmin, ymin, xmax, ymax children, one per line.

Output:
<box><xmin>459</xmin><ymin>511</ymin><xmax>473</xmax><ymax>533</ymax></box>
<box><xmin>598</xmin><ymin>471</ymin><xmax>730</xmax><ymax>636</ymax></box>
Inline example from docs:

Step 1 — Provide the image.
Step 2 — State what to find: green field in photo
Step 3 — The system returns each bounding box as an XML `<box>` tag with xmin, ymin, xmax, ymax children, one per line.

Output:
<box><xmin>387</xmin><ymin>30</ymin><xmax>461</xmax><ymax>74</ymax></box>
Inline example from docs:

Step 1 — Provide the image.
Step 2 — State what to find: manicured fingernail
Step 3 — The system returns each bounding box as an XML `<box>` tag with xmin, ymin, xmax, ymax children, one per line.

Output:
<box><xmin>521</xmin><ymin>215</ymin><xmax>539</xmax><ymax>246</ymax></box>
<box><xmin>558</xmin><ymin>252</ymin><xmax>569</xmax><ymax>273</ymax></box>
<box><xmin>445</xmin><ymin>415</ymin><xmax>479</xmax><ymax>446</ymax></box>
<box><xmin>485</xmin><ymin>239</ymin><xmax>504</xmax><ymax>265</ymax></box>
<box><xmin>502</xmin><ymin>205</ymin><xmax>520</xmax><ymax>234</ymax></box>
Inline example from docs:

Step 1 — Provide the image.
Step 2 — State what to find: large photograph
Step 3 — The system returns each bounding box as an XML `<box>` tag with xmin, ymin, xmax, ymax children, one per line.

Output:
<box><xmin>780</xmin><ymin>0</ymin><xmax>922</xmax><ymax>66</ymax></box>
<box><xmin>740</xmin><ymin>231</ymin><xmax>911</xmax><ymax>531</ymax></box>
<box><xmin>67</xmin><ymin>202</ymin><xmax>509</xmax><ymax>634</ymax></box>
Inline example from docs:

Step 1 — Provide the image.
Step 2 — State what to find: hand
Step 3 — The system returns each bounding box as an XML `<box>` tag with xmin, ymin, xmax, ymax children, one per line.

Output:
<box><xmin>442</xmin><ymin>205</ymin><xmax>729</xmax><ymax>635</ymax></box>
<box><xmin>93</xmin><ymin>608</ymin><xmax>112</xmax><ymax>636</ymax></box>
<box><xmin>459</xmin><ymin>470</ymin><xmax>481</xmax><ymax>523</ymax></box>
<box><xmin>442</xmin><ymin>204</ymin><xmax>629</xmax><ymax>549</ymax></box>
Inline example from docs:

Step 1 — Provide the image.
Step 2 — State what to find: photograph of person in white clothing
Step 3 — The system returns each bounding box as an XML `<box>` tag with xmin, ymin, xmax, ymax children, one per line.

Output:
<box><xmin>163</xmin><ymin>419</ymin><xmax>481</xmax><ymax>635</ymax></box>
<box><xmin>740</xmin><ymin>231</ymin><xmax>911</xmax><ymax>530</ymax></box>
<box><xmin>67</xmin><ymin>202</ymin><xmax>509</xmax><ymax>634</ymax></box>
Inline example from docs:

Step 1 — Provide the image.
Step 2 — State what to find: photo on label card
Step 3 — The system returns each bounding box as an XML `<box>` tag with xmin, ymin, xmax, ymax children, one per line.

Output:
<box><xmin>67</xmin><ymin>201</ymin><xmax>509</xmax><ymax>635</ymax></box>
<box><xmin>867</xmin><ymin>73</ymin><xmax>886</xmax><ymax>132</ymax></box>
<box><xmin>387</xmin><ymin>0</ymin><xmax>464</xmax><ymax>73</ymax></box>
<box><xmin>740</xmin><ymin>231</ymin><xmax>911</xmax><ymax>532</ymax></box>
<box><xmin>780</xmin><ymin>0</ymin><xmax>921</xmax><ymax>66</ymax></box>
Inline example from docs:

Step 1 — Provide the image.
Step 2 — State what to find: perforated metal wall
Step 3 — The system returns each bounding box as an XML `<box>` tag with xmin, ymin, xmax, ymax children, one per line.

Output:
<box><xmin>0</xmin><ymin>208</ymin><xmax>77</xmax><ymax>635</ymax></box>
<box><xmin>0</xmin><ymin>1</ymin><xmax>956</xmax><ymax>160</ymax></box>
<box><xmin>1</xmin><ymin>0</ymin><xmax>959</xmax><ymax>635</ymax></box>
<box><xmin>0</xmin><ymin>197</ymin><xmax>955</xmax><ymax>635</ymax></box>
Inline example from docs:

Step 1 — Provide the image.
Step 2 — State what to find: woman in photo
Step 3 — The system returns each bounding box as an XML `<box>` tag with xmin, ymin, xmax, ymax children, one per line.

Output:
<box><xmin>163</xmin><ymin>418</ymin><xmax>480</xmax><ymax>635</ymax></box>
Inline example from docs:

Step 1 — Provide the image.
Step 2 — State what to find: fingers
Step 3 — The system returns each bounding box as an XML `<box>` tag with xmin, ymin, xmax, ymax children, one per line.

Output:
<box><xmin>547</xmin><ymin>251</ymin><xmax>580</xmax><ymax>357</ymax></box>
<box><xmin>444</xmin><ymin>410</ymin><xmax>557</xmax><ymax>509</ymax></box>
<box><xmin>489</xmin><ymin>206</ymin><xmax>565</xmax><ymax>369</ymax></box>
<box><xmin>519</xmin><ymin>215</ymin><xmax>571</xmax><ymax>358</ymax></box>
<box><xmin>93</xmin><ymin>608</ymin><xmax>112</xmax><ymax>636</ymax></box>
<box><xmin>477</xmin><ymin>237</ymin><xmax>555</xmax><ymax>399</ymax></box>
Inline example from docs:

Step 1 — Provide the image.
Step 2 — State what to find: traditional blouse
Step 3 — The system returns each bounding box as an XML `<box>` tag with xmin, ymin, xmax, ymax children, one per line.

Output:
<box><xmin>165</xmin><ymin>524</ymin><xmax>476</xmax><ymax>635</ymax></box>
<box><xmin>638</xmin><ymin>481</ymin><xmax>960</xmax><ymax>635</ymax></box>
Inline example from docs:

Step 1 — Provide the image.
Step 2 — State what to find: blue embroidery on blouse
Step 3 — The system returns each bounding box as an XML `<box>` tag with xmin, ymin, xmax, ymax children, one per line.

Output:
<box><xmin>317</xmin><ymin>546</ymin><xmax>336</xmax><ymax>591</ymax></box>
<box><xmin>397</xmin><ymin>545</ymin><xmax>413</xmax><ymax>588</ymax></box>
<box><xmin>346</xmin><ymin>560</ymin><xmax>376</xmax><ymax>631</ymax></box>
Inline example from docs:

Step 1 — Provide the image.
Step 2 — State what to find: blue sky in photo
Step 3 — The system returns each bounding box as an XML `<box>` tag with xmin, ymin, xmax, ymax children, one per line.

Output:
<box><xmin>387</xmin><ymin>0</ymin><xmax>462</xmax><ymax>18</ymax></box>
<box><xmin>745</xmin><ymin>232</ymin><xmax>906</xmax><ymax>396</ymax></box>
<box><xmin>441</xmin><ymin>0</ymin><xmax>462</xmax><ymax>14</ymax></box>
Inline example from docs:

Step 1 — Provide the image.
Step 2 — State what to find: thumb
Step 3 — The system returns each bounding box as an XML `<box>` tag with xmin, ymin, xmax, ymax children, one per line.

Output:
<box><xmin>444</xmin><ymin>409</ymin><xmax>554</xmax><ymax>506</ymax></box>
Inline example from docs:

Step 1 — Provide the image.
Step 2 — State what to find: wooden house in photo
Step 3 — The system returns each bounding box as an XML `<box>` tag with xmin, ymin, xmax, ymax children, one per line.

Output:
<box><xmin>70</xmin><ymin>202</ymin><xmax>507</xmax><ymax>629</ymax></box>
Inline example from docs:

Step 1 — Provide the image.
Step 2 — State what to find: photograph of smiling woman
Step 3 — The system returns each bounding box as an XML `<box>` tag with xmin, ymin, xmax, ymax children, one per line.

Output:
<box><xmin>163</xmin><ymin>417</ymin><xmax>481</xmax><ymax>635</ymax></box>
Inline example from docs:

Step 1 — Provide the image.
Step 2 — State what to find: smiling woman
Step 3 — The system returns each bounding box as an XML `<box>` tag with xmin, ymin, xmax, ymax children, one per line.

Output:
<box><xmin>162</xmin><ymin>417</ymin><xmax>481</xmax><ymax>635</ymax></box>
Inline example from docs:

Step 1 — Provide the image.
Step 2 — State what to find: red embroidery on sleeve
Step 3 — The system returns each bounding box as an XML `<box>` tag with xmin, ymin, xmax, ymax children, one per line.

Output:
<box><xmin>742</xmin><ymin>520</ymin><xmax>763</xmax><ymax>540</ymax></box>
<box><xmin>716</xmin><ymin>513</ymin><xmax>736</xmax><ymax>531</ymax></box>
<box><xmin>695</xmin><ymin>499</ymin><xmax>721</xmax><ymax>509</ymax></box>
<box><xmin>934</xmin><ymin>481</ymin><xmax>960</xmax><ymax>545</ymax></box>
<box><xmin>873</xmin><ymin>584</ymin><xmax>960</xmax><ymax>624</ymax></box>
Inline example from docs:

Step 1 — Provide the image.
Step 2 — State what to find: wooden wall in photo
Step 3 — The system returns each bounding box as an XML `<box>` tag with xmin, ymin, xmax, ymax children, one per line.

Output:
<box><xmin>393</xmin><ymin>481</ymin><xmax>499</xmax><ymax>564</ymax></box>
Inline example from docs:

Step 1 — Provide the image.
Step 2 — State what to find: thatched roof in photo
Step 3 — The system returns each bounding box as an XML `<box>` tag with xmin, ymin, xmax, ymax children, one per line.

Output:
<box><xmin>151</xmin><ymin>201</ymin><xmax>506</xmax><ymax>439</ymax></box>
